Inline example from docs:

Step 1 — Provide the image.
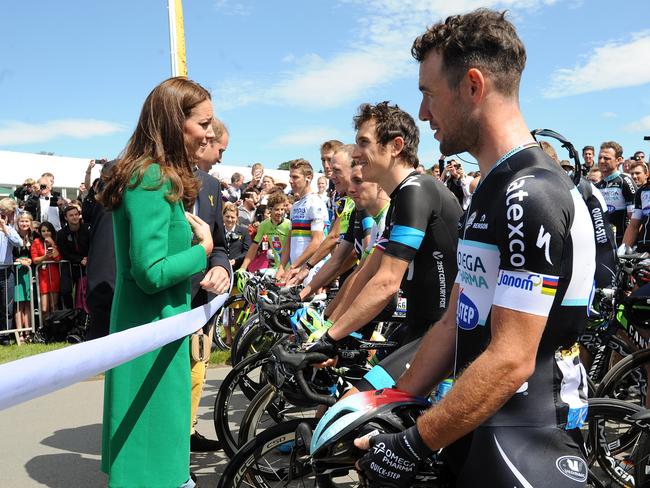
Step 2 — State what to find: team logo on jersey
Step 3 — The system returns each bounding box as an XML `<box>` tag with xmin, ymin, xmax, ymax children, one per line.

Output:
<box><xmin>465</xmin><ymin>211</ymin><xmax>477</xmax><ymax>230</ymax></box>
<box><xmin>496</xmin><ymin>271</ymin><xmax>541</xmax><ymax>291</ymax></box>
<box><xmin>555</xmin><ymin>456</ymin><xmax>587</xmax><ymax>482</ymax></box>
<box><xmin>457</xmin><ymin>291</ymin><xmax>479</xmax><ymax>330</ymax></box>
<box><xmin>432</xmin><ymin>251</ymin><xmax>443</xmax><ymax>260</ymax></box>
<box><xmin>272</xmin><ymin>236</ymin><xmax>282</xmax><ymax>251</ymax></box>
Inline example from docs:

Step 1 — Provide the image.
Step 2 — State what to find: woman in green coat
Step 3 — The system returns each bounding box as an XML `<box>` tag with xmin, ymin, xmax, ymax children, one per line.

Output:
<box><xmin>99</xmin><ymin>77</ymin><xmax>216</xmax><ymax>487</ymax></box>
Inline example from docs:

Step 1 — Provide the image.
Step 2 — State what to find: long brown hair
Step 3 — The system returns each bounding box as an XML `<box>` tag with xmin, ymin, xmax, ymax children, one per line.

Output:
<box><xmin>100</xmin><ymin>77</ymin><xmax>209</xmax><ymax>210</ymax></box>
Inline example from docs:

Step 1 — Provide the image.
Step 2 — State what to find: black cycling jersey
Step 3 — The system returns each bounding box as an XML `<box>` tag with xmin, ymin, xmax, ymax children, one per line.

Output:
<box><xmin>342</xmin><ymin>209</ymin><xmax>374</xmax><ymax>260</ymax></box>
<box><xmin>632</xmin><ymin>183</ymin><xmax>650</xmax><ymax>251</ymax></box>
<box><xmin>456</xmin><ymin>145</ymin><xmax>595</xmax><ymax>429</ymax></box>
<box><xmin>595</xmin><ymin>171</ymin><xmax>636</xmax><ymax>244</ymax></box>
<box><xmin>577</xmin><ymin>178</ymin><xmax>617</xmax><ymax>289</ymax></box>
<box><xmin>376</xmin><ymin>172</ymin><xmax>462</xmax><ymax>325</ymax></box>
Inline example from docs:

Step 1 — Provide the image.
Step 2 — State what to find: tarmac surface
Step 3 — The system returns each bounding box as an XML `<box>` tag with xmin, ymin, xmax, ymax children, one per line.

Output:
<box><xmin>0</xmin><ymin>367</ymin><xmax>231</xmax><ymax>487</ymax></box>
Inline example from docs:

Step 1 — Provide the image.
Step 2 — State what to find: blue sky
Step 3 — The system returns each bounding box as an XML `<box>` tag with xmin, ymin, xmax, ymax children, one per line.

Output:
<box><xmin>1</xmin><ymin>0</ymin><xmax>650</xmax><ymax>172</ymax></box>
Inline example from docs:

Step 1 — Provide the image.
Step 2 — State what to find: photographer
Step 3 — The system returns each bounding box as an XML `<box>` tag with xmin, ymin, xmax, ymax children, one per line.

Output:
<box><xmin>24</xmin><ymin>177</ymin><xmax>62</xmax><ymax>231</ymax></box>
<box><xmin>442</xmin><ymin>159</ymin><xmax>473</xmax><ymax>209</ymax></box>
<box><xmin>13</xmin><ymin>178</ymin><xmax>36</xmax><ymax>203</ymax></box>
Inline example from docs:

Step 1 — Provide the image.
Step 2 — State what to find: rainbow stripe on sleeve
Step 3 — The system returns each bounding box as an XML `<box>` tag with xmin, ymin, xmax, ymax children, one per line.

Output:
<box><xmin>541</xmin><ymin>276</ymin><xmax>559</xmax><ymax>296</ymax></box>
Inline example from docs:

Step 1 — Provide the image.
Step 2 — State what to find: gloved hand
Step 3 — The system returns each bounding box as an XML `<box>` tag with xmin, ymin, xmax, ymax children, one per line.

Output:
<box><xmin>618</xmin><ymin>243</ymin><xmax>632</xmax><ymax>256</ymax></box>
<box><xmin>307</xmin><ymin>328</ymin><xmax>338</xmax><ymax>359</ymax></box>
<box><xmin>279</xmin><ymin>286</ymin><xmax>303</xmax><ymax>303</ymax></box>
<box><xmin>355</xmin><ymin>425</ymin><xmax>432</xmax><ymax>487</ymax></box>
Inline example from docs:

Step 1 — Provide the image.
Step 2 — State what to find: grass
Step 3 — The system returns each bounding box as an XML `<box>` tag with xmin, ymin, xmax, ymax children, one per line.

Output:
<box><xmin>0</xmin><ymin>341</ymin><xmax>232</xmax><ymax>366</ymax></box>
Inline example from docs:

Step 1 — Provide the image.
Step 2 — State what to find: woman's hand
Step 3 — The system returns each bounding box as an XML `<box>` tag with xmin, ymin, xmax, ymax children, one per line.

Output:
<box><xmin>185</xmin><ymin>212</ymin><xmax>213</xmax><ymax>256</ymax></box>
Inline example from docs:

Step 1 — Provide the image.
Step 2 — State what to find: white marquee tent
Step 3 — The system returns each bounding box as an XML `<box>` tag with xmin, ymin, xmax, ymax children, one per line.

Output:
<box><xmin>0</xmin><ymin>150</ymin><xmax>319</xmax><ymax>198</ymax></box>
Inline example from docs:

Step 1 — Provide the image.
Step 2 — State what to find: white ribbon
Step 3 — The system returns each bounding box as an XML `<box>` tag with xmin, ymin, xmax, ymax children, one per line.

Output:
<box><xmin>0</xmin><ymin>293</ymin><xmax>228</xmax><ymax>411</ymax></box>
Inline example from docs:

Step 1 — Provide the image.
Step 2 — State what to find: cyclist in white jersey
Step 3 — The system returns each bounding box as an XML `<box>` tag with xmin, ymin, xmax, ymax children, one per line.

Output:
<box><xmin>276</xmin><ymin>159</ymin><xmax>327</xmax><ymax>282</ymax></box>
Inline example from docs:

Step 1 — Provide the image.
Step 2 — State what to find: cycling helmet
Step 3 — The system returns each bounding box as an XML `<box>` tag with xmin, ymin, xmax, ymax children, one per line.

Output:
<box><xmin>290</xmin><ymin>306</ymin><xmax>328</xmax><ymax>342</ymax></box>
<box><xmin>234</xmin><ymin>269</ymin><xmax>251</xmax><ymax>294</ymax></box>
<box><xmin>310</xmin><ymin>388</ymin><xmax>431</xmax><ymax>457</ymax></box>
<box><xmin>264</xmin><ymin>340</ymin><xmax>337</xmax><ymax>408</ymax></box>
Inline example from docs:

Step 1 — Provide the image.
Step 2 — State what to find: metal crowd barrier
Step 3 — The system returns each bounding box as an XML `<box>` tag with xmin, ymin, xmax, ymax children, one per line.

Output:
<box><xmin>0</xmin><ymin>260</ymin><xmax>87</xmax><ymax>343</ymax></box>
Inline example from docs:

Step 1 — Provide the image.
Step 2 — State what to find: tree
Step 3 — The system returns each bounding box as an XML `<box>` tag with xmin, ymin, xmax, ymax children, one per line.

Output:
<box><xmin>277</xmin><ymin>161</ymin><xmax>292</xmax><ymax>171</ymax></box>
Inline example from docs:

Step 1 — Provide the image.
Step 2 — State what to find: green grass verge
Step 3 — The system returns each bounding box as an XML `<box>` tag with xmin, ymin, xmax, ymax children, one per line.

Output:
<box><xmin>0</xmin><ymin>342</ymin><xmax>232</xmax><ymax>366</ymax></box>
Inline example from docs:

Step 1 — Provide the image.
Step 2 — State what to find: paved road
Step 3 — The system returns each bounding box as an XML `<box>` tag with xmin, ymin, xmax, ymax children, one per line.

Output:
<box><xmin>0</xmin><ymin>367</ymin><xmax>232</xmax><ymax>487</ymax></box>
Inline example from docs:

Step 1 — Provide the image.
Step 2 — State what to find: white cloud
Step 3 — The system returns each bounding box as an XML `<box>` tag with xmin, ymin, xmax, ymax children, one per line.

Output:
<box><xmin>624</xmin><ymin>115</ymin><xmax>650</xmax><ymax>133</ymax></box>
<box><xmin>273</xmin><ymin>127</ymin><xmax>346</xmax><ymax>146</ymax></box>
<box><xmin>0</xmin><ymin>119</ymin><xmax>125</xmax><ymax>146</ymax></box>
<box><xmin>213</xmin><ymin>0</ymin><xmax>561</xmax><ymax>111</ymax></box>
<box><xmin>544</xmin><ymin>32</ymin><xmax>650</xmax><ymax>98</ymax></box>
<box><xmin>214</xmin><ymin>0</ymin><xmax>250</xmax><ymax>16</ymax></box>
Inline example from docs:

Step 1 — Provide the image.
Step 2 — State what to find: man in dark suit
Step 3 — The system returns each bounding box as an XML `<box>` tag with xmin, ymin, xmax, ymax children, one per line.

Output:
<box><xmin>24</xmin><ymin>177</ymin><xmax>63</xmax><ymax>230</ymax></box>
<box><xmin>85</xmin><ymin>162</ymin><xmax>117</xmax><ymax>341</ymax></box>
<box><xmin>189</xmin><ymin>119</ymin><xmax>231</xmax><ymax>453</ymax></box>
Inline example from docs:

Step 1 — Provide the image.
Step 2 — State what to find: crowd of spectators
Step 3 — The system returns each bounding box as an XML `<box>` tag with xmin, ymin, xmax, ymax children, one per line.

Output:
<box><xmin>0</xmin><ymin>162</ymin><xmax>100</xmax><ymax>344</ymax></box>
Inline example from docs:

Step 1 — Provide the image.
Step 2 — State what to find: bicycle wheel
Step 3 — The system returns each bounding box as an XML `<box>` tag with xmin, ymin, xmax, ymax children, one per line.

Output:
<box><xmin>212</xmin><ymin>295</ymin><xmax>247</xmax><ymax>351</ymax></box>
<box><xmin>238</xmin><ymin>383</ymin><xmax>318</xmax><ymax>449</ymax></box>
<box><xmin>596</xmin><ymin>348</ymin><xmax>650</xmax><ymax>407</ymax></box>
<box><xmin>217</xmin><ymin>418</ymin><xmax>362</xmax><ymax>488</ymax></box>
<box><xmin>586</xmin><ymin>397</ymin><xmax>649</xmax><ymax>487</ymax></box>
<box><xmin>213</xmin><ymin>352</ymin><xmax>271</xmax><ymax>458</ymax></box>
<box><xmin>230</xmin><ymin>313</ymin><xmax>260</xmax><ymax>366</ymax></box>
<box><xmin>232</xmin><ymin>318</ymin><xmax>283</xmax><ymax>366</ymax></box>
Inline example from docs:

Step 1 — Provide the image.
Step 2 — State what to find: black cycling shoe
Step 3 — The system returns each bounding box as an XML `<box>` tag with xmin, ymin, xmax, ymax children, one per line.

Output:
<box><xmin>190</xmin><ymin>431</ymin><xmax>222</xmax><ymax>452</ymax></box>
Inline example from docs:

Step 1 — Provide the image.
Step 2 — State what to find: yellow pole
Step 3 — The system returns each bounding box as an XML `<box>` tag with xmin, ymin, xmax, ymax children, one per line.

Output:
<box><xmin>168</xmin><ymin>0</ymin><xmax>188</xmax><ymax>77</ymax></box>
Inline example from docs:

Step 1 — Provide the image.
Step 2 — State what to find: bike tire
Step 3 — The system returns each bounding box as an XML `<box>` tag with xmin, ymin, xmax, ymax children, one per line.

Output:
<box><xmin>213</xmin><ymin>352</ymin><xmax>271</xmax><ymax>459</ymax></box>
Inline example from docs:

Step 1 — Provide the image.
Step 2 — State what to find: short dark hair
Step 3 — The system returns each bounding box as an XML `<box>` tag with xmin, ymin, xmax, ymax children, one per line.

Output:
<box><xmin>601</xmin><ymin>141</ymin><xmax>624</xmax><ymax>159</ymax></box>
<box><xmin>411</xmin><ymin>9</ymin><xmax>526</xmax><ymax>96</ymax></box>
<box><xmin>242</xmin><ymin>190</ymin><xmax>258</xmax><ymax>200</ymax></box>
<box><xmin>582</xmin><ymin>145</ymin><xmax>595</xmax><ymax>154</ymax></box>
<box><xmin>353</xmin><ymin>101</ymin><xmax>420</xmax><ymax>168</ymax></box>
<box><xmin>231</xmin><ymin>172</ymin><xmax>243</xmax><ymax>184</ymax></box>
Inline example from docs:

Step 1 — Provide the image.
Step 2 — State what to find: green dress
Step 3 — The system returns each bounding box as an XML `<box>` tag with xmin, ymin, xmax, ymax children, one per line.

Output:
<box><xmin>101</xmin><ymin>164</ymin><xmax>206</xmax><ymax>487</ymax></box>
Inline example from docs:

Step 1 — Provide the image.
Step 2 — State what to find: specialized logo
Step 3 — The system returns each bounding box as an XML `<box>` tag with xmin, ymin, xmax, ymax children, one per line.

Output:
<box><xmin>465</xmin><ymin>211</ymin><xmax>477</xmax><ymax>230</ymax></box>
<box><xmin>505</xmin><ymin>175</ymin><xmax>534</xmax><ymax>267</ymax></box>
<box><xmin>555</xmin><ymin>456</ymin><xmax>588</xmax><ymax>482</ymax></box>
<box><xmin>457</xmin><ymin>291</ymin><xmax>479</xmax><ymax>330</ymax></box>
<box><xmin>536</xmin><ymin>225</ymin><xmax>553</xmax><ymax>265</ymax></box>
<box><xmin>401</xmin><ymin>175</ymin><xmax>421</xmax><ymax>189</ymax></box>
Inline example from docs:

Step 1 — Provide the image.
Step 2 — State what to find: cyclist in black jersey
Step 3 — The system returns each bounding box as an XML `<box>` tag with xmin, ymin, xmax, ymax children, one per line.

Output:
<box><xmin>354</xmin><ymin>10</ymin><xmax>595</xmax><ymax>487</ymax></box>
<box><xmin>308</xmin><ymin>102</ymin><xmax>461</xmax><ymax>361</ymax></box>
<box><xmin>595</xmin><ymin>141</ymin><xmax>636</xmax><ymax>245</ymax></box>
<box><xmin>299</xmin><ymin>162</ymin><xmax>390</xmax><ymax>301</ymax></box>
<box><xmin>622</xmin><ymin>178</ymin><xmax>650</xmax><ymax>253</ymax></box>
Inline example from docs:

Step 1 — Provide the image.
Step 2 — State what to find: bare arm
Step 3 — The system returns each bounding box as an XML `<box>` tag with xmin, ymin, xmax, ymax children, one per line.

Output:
<box><xmin>328</xmin><ymin>252</ymin><xmax>408</xmax><ymax>341</ymax></box>
<box><xmin>305</xmin><ymin>218</ymin><xmax>342</xmax><ymax>266</ymax></box>
<box><xmin>415</xmin><ymin>306</ymin><xmax>546</xmax><ymax>451</ymax></box>
<box><xmin>327</xmin><ymin>249</ymin><xmax>382</xmax><ymax>320</ymax></box>
<box><xmin>300</xmin><ymin>241</ymin><xmax>354</xmax><ymax>298</ymax></box>
<box><xmin>623</xmin><ymin>218</ymin><xmax>641</xmax><ymax>248</ymax></box>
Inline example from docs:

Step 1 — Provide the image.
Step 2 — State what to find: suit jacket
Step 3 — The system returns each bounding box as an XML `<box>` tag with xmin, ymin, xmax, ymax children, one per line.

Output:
<box><xmin>24</xmin><ymin>194</ymin><xmax>61</xmax><ymax>223</ymax></box>
<box><xmin>225</xmin><ymin>224</ymin><xmax>251</xmax><ymax>270</ymax></box>
<box><xmin>191</xmin><ymin>168</ymin><xmax>230</xmax><ymax>304</ymax></box>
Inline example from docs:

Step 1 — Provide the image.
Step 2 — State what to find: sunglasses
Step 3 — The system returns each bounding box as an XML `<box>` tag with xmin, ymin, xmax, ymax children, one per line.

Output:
<box><xmin>40</xmin><ymin>184</ymin><xmax>47</xmax><ymax>190</ymax></box>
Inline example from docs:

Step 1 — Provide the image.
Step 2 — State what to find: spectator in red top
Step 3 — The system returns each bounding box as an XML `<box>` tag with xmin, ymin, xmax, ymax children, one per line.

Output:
<box><xmin>31</xmin><ymin>221</ymin><xmax>61</xmax><ymax>319</ymax></box>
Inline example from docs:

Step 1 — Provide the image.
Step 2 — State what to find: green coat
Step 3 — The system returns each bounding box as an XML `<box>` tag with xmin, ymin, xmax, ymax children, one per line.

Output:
<box><xmin>101</xmin><ymin>164</ymin><xmax>205</xmax><ymax>487</ymax></box>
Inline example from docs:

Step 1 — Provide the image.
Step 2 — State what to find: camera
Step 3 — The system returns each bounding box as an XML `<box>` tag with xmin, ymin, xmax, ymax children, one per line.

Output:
<box><xmin>95</xmin><ymin>158</ymin><xmax>107</xmax><ymax>165</ymax></box>
<box><xmin>454</xmin><ymin>163</ymin><xmax>462</xmax><ymax>169</ymax></box>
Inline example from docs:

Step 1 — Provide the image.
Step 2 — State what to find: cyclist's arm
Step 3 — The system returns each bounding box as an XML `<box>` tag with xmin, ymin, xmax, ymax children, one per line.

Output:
<box><xmin>276</xmin><ymin>232</ymin><xmax>292</xmax><ymax>280</ymax></box>
<box><xmin>300</xmin><ymin>240</ymin><xmax>354</xmax><ymax>299</ymax></box>
<box><xmin>396</xmin><ymin>285</ymin><xmax>459</xmax><ymax>395</ymax></box>
<box><xmin>305</xmin><ymin>217</ymin><xmax>342</xmax><ymax>266</ymax></box>
<box><xmin>289</xmin><ymin>230</ymin><xmax>324</xmax><ymax>270</ymax></box>
<box><xmin>326</xmin><ymin>248</ymin><xmax>382</xmax><ymax>320</ymax></box>
<box><xmin>239</xmin><ymin>241</ymin><xmax>259</xmax><ymax>271</ymax></box>
<box><xmin>623</xmin><ymin>219</ymin><xmax>641</xmax><ymax>248</ymax></box>
<box><xmin>328</xmin><ymin>251</ymin><xmax>407</xmax><ymax>340</ymax></box>
<box><xmin>414</xmin><ymin>306</ymin><xmax>546</xmax><ymax>451</ymax></box>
